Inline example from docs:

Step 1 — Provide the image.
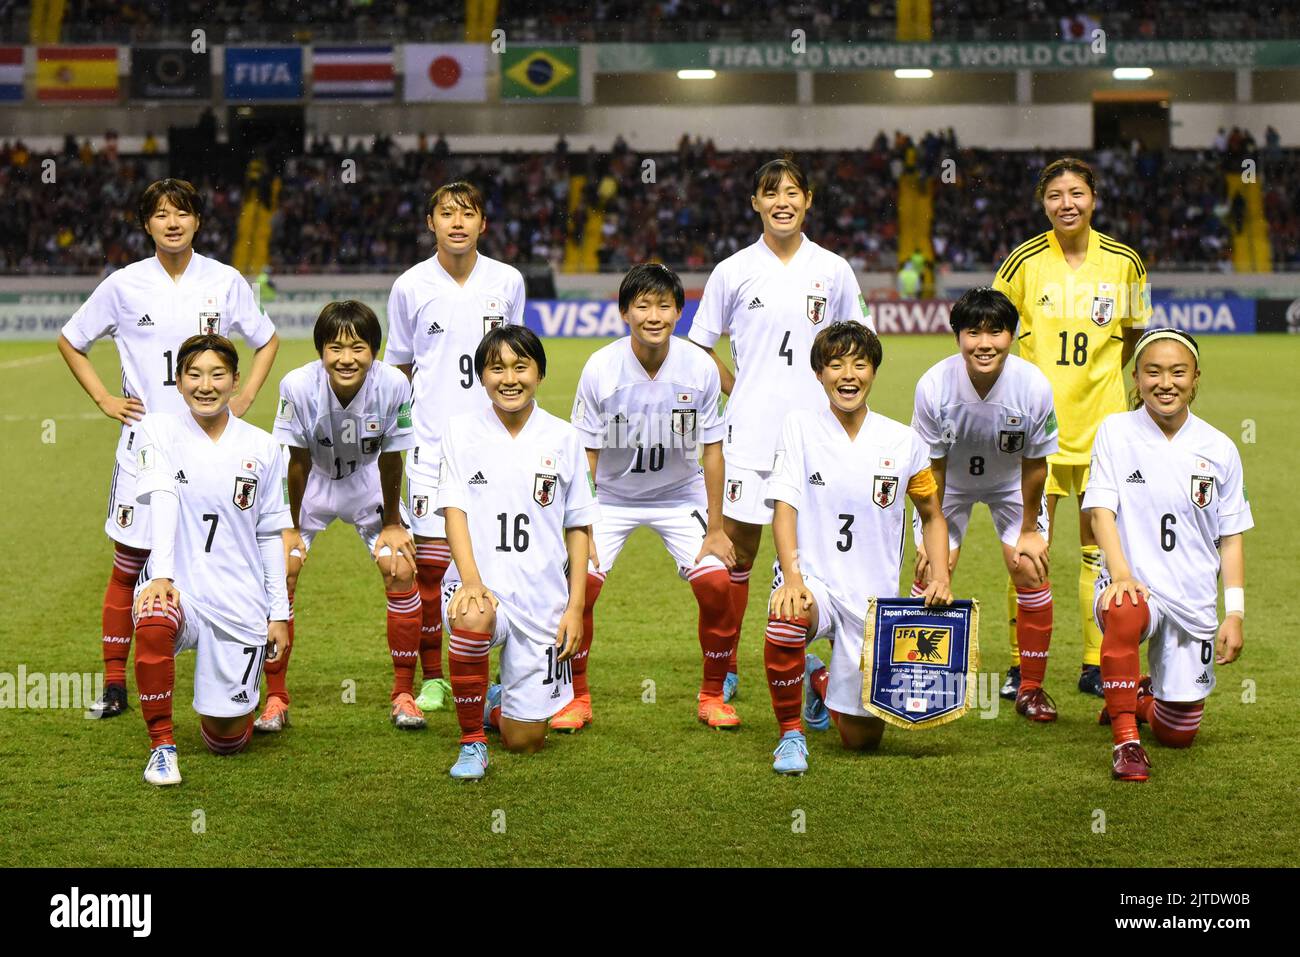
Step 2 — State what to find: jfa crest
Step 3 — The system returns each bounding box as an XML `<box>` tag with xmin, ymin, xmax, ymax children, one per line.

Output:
<box><xmin>873</xmin><ymin>474</ymin><xmax>898</xmax><ymax>509</ymax></box>
<box><xmin>534</xmin><ymin>473</ymin><xmax>558</xmax><ymax>507</ymax></box>
<box><xmin>1090</xmin><ymin>297</ymin><xmax>1114</xmax><ymax>327</ymax></box>
<box><xmin>725</xmin><ymin>479</ymin><xmax>743</xmax><ymax>503</ymax></box>
<box><xmin>483</xmin><ymin>316</ymin><xmax>505</xmax><ymax>336</ymax></box>
<box><xmin>671</xmin><ymin>407</ymin><xmax>696</xmax><ymax>435</ymax></box>
<box><xmin>998</xmin><ymin>430</ymin><xmax>1025</xmax><ymax>453</ymax></box>
<box><xmin>116</xmin><ymin>504</ymin><xmax>134</xmax><ymax>528</ymax></box>
<box><xmin>199</xmin><ymin>313</ymin><xmax>221</xmax><ymax>335</ymax></box>
<box><xmin>1190</xmin><ymin>474</ymin><xmax>1215</xmax><ymax>509</ymax></box>
<box><xmin>807</xmin><ymin>295</ymin><xmax>827</xmax><ymax>325</ymax></box>
<box><xmin>360</xmin><ymin>436</ymin><xmax>380</xmax><ymax>455</ymax></box>
<box><xmin>233</xmin><ymin>475</ymin><xmax>258</xmax><ymax>511</ymax></box>
<box><xmin>411</xmin><ymin>495</ymin><xmax>429</xmax><ymax>518</ymax></box>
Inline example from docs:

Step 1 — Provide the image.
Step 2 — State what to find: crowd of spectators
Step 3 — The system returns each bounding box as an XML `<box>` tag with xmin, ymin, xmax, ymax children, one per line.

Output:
<box><xmin>3</xmin><ymin>129</ymin><xmax>1296</xmax><ymax>275</ymax></box>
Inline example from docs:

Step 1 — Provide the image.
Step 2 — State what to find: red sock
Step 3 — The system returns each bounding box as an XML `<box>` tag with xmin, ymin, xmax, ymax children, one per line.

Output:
<box><xmin>448</xmin><ymin>627</ymin><xmax>491</xmax><ymax>744</ymax></box>
<box><xmin>1100</xmin><ymin>594</ymin><xmax>1149</xmax><ymax>745</ymax></box>
<box><xmin>103</xmin><ymin>544</ymin><xmax>147</xmax><ymax>687</ymax></box>
<box><xmin>810</xmin><ymin>662</ymin><xmax>829</xmax><ymax>701</ymax></box>
<box><xmin>572</xmin><ymin>571</ymin><xmax>603</xmax><ymax>701</ymax></box>
<box><xmin>909</xmin><ymin>579</ymin><xmax>927</xmax><ymax>598</ymax></box>
<box><xmin>1136</xmin><ymin>681</ymin><xmax>1154</xmax><ymax>724</ymax></box>
<box><xmin>133</xmin><ymin>595</ymin><xmax>180</xmax><ymax>749</ymax></box>
<box><xmin>1015</xmin><ymin>582</ymin><xmax>1053</xmax><ymax>690</ymax></box>
<box><xmin>415</xmin><ymin>543</ymin><xmax>451</xmax><ymax>681</ymax></box>
<box><xmin>386</xmin><ymin>585</ymin><xmax>422</xmax><ymax>700</ymax></box>
<box><xmin>728</xmin><ymin>565</ymin><xmax>752</xmax><ymax>673</ymax></box>
<box><xmin>689</xmin><ymin>565</ymin><xmax>734</xmax><ymax>697</ymax></box>
<box><xmin>263</xmin><ymin>592</ymin><xmax>293</xmax><ymax>704</ymax></box>
<box><xmin>200</xmin><ymin>716</ymin><xmax>253</xmax><ymax>755</ymax></box>
<box><xmin>1150</xmin><ymin>698</ymin><xmax>1204</xmax><ymax>748</ymax></box>
<box><xmin>764</xmin><ymin>616</ymin><xmax>808</xmax><ymax>734</ymax></box>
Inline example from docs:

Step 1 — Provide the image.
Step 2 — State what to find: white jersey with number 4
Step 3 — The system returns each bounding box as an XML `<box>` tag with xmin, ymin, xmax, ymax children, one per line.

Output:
<box><xmin>572</xmin><ymin>336</ymin><xmax>723</xmax><ymax>507</ymax></box>
<box><xmin>60</xmin><ymin>252</ymin><xmax>276</xmax><ymax>468</ymax></box>
<box><xmin>689</xmin><ymin>234</ymin><xmax>873</xmax><ymax>470</ymax></box>
<box><xmin>1082</xmin><ymin>409</ymin><xmax>1253</xmax><ymax>636</ymax></box>
<box><xmin>912</xmin><ymin>354</ymin><xmax>1059</xmax><ymax>498</ymax></box>
<box><xmin>437</xmin><ymin>403</ymin><xmax>600</xmax><ymax>644</ymax></box>
<box><xmin>133</xmin><ymin>412</ymin><xmax>293</xmax><ymax>644</ymax></box>
<box><xmin>385</xmin><ymin>253</ymin><xmax>525</xmax><ymax>484</ymax></box>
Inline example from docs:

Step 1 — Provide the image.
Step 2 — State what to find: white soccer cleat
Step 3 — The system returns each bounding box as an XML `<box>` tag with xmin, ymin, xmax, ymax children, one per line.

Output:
<box><xmin>143</xmin><ymin>745</ymin><xmax>182</xmax><ymax>786</ymax></box>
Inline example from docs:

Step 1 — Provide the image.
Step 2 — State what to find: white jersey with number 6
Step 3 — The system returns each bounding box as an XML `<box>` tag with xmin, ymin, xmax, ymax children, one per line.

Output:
<box><xmin>133</xmin><ymin>412</ymin><xmax>293</xmax><ymax>644</ymax></box>
<box><xmin>1082</xmin><ymin>409</ymin><xmax>1252</xmax><ymax>635</ymax></box>
<box><xmin>689</xmin><ymin>234</ymin><xmax>873</xmax><ymax>471</ymax></box>
<box><xmin>572</xmin><ymin>336</ymin><xmax>723</xmax><ymax>507</ymax></box>
<box><xmin>384</xmin><ymin>253</ymin><xmax>525</xmax><ymax>485</ymax></box>
<box><xmin>912</xmin><ymin>354</ymin><xmax>1059</xmax><ymax>497</ymax></box>
<box><xmin>436</xmin><ymin>403</ymin><xmax>600</xmax><ymax>644</ymax></box>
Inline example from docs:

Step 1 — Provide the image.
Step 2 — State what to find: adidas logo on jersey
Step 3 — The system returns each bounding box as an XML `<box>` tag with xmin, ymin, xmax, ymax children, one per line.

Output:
<box><xmin>426</xmin><ymin>321</ymin><xmax>445</xmax><ymax>335</ymax></box>
<box><xmin>230</xmin><ymin>690</ymin><xmax>249</xmax><ymax>704</ymax></box>
<box><xmin>1036</xmin><ymin>294</ymin><xmax>1052</xmax><ymax>307</ymax></box>
<box><xmin>174</xmin><ymin>470</ymin><xmax>188</xmax><ymax>484</ymax></box>
<box><xmin>317</xmin><ymin>435</ymin><xmax>333</xmax><ymax>447</ymax></box>
<box><xmin>1126</xmin><ymin>470</ymin><xmax>1146</xmax><ymax>484</ymax></box>
<box><xmin>469</xmin><ymin>471</ymin><xmax>488</xmax><ymax>485</ymax></box>
<box><xmin>747</xmin><ymin>297</ymin><xmax>764</xmax><ymax>310</ymax></box>
<box><xmin>1196</xmin><ymin>670</ymin><xmax>1210</xmax><ymax>685</ymax></box>
<box><xmin>137</xmin><ymin>314</ymin><xmax>154</xmax><ymax>327</ymax></box>
<box><xmin>808</xmin><ymin>472</ymin><xmax>825</xmax><ymax>486</ymax></box>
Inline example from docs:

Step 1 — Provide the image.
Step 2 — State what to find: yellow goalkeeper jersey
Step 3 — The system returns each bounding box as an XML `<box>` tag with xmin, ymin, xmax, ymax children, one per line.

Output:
<box><xmin>993</xmin><ymin>228</ymin><xmax>1151</xmax><ymax>465</ymax></box>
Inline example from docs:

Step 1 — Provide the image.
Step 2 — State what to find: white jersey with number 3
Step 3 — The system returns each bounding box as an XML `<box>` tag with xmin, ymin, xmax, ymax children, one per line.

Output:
<box><xmin>384</xmin><ymin>253</ymin><xmax>525</xmax><ymax>484</ymax></box>
<box><xmin>689</xmin><ymin>235</ymin><xmax>873</xmax><ymax>470</ymax></box>
<box><xmin>1082</xmin><ymin>409</ymin><xmax>1252</xmax><ymax>635</ymax></box>
<box><xmin>133</xmin><ymin>412</ymin><xmax>293</xmax><ymax>644</ymax></box>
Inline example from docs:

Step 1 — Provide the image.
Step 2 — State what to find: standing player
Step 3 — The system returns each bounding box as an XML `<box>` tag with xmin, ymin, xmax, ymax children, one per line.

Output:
<box><xmin>1084</xmin><ymin>328</ymin><xmax>1251</xmax><ymax>781</ymax></box>
<box><xmin>129</xmin><ymin>334</ymin><xmax>291</xmax><ymax>785</ymax></box>
<box><xmin>57</xmin><ymin>178</ymin><xmax>279</xmax><ymax>719</ymax></box>
<box><xmin>764</xmin><ymin>322</ymin><xmax>952</xmax><ymax>775</ymax></box>
<box><xmin>252</xmin><ymin>301</ymin><xmax>422</xmax><ymax>733</ymax></box>
<box><xmin>689</xmin><ymin>157</ymin><xmax>874</xmax><ymax>702</ymax></box>
<box><xmin>437</xmin><ymin>327</ymin><xmax>599</xmax><ymax>780</ymax></box>
<box><xmin>561</xmin><ymin>263</ymin><xmax>738</xmax><ymax>733</ymax></box>
<box><xmin>993</xmin><ymin>158</ymin><xmax>1150</xmax><ymax>699</ymax></box>
<box><xmin>910</xmin><ymin>287</ymin><xmax>1060</xmax><ymax>720</ymax></box>
<box><xmin>385</xmin><ymin>181</ymin><xmax>525</xmax><ymax>714</ymax></box>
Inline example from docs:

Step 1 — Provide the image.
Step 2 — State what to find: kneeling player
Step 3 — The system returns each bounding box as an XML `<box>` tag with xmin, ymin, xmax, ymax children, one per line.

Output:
<box><xmin>1084</xmin><ymin>328</ymin><xmax>1251</xmax><ymax>781</ymax></box>
<box><xmin>911</xmin><ymin>287</ymin><xmax>1060</xmax><ymax>720</ymax></box>
<box><xmin>130</xmin><ymin>335</ymin><xmax>291</xmax><ymax>785</ymax></box>
<box><xmin>438</xmin><ymin>327</ymin><xmax>599</xmax><ymax>780</ymax></box>
<box><xmin>254</xmin><ymin>301</ymin><xmax>423</xmax><ymax>733</ymax></box>
<box><xmin>764</xmin><ymin>322</ymin><xmax>952</xmax><ymax>774</ymax></box>
<box><xmin>561</xmin><ymin>263</ymin><xmax>738</xmax><ymax>732</ymax></box>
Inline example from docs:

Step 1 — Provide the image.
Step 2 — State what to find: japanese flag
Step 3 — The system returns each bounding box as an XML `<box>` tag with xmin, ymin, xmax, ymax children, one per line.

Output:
<box><xmin>404</xmin><ymin>44</ymin><xmax>487</xmax><ymax>102</ymax></box>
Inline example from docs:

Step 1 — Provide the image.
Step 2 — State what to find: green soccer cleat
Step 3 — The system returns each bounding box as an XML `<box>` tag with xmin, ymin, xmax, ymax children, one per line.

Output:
<box><xmin>415</xmin><ymin>677</ymin><xmax>452</xmax><ymax>712</ymax></box>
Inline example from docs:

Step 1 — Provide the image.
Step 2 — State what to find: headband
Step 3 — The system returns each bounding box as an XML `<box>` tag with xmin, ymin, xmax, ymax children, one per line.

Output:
<box><xmin>1135</xmin><ymin>327</ymin><xmax>1199</xmax><ymax>363</ymax></box>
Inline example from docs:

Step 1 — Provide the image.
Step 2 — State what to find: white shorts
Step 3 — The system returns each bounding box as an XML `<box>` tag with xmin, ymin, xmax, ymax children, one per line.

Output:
<box><xmin>295</xmin><ymin>470</ymin><xmax>407</xmax><ymax>556</ymax></box>
<box><xmin>440</xmin><ymin>580</ymin><xmax>573</xmax><ymax>722</ymax></box>
<box><xmin>1093</xmin><ymin>579</ymin><xmax>1216</xmax><ymax>703</ymax></box>
<box><xmin>104</xmin><ymin>461</ymin><xmax>152</xmax><ymax>550</ymax></box>
<box><xmin>591</xmin><ymin>490</ymin><xmax>724</xmax><ymax>579</ymax></box>
<box><xmin>132</xmin><ymin>589</ymin><xmax>265</xmax><ymax>719</ymax></box>
<box><xmin>722</xmin><ymin>462</ymin><xmax>773</xmax><ymax>525</ymax></box>
<box><xmin>771</xmin><ymin>564</ymin><xmax>875</xmax><ymax>719</ymax></box>
<box><xmin>407</xmin><ymin>471</ymin><xmax>446</xmax><ymax>539</ymax></box>
<box><xmin>911</xmin><ymin>491</ymin><xmax>1049</xmax><ymax>551</ymax></box>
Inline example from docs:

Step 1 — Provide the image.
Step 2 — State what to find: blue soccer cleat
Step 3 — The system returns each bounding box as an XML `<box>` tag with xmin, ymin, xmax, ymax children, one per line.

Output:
<box><xmin>483</xmin><ymin>683</ymin><xmax>502</xmax><ymax>730</ymax></box>
<box><xmin>772</xmin><ymin>730</ymin><xmax>809</xmax><ymax>775</ymax></box>
<box><xmin>803</xmin><ymin>654</ymin><xmax>830</xmax><ymax>731</ymax></box>
<box><xmin>449</xmin><ymin>741</ymin><xmax>489</xmax><ymax>781</ymax></box>
<box><xmin>722</xmin><ymin>671</ymin><xmax>739</xmax><ymax>703</ymax></box>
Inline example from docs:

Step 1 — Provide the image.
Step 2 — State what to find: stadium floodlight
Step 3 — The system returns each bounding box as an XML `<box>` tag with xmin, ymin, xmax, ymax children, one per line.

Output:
<box><xmin>677</xmin><ymin>69</ymin><xmax>717</xmax><ymax>80</ymax></box>
<box><xmin>894</xmin><ymin>69</ymin><xmax>934</xmax><ymax>79</ymax></box>
<box><xmin>1113</xmin><ymin>67</ymin><xmax>1154</xmax><ymax>80</ymax></box>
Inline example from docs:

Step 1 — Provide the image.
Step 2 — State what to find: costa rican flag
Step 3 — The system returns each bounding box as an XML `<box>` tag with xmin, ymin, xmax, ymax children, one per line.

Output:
<box><xmin>311</xmin><ymin>46</ymin><xmax>394</xmax><ymax>100</ymax></box>
<box><xmin>0</xmin><ymin>47</ymin><xmax>22</xmax><ymax>102</ymax></box>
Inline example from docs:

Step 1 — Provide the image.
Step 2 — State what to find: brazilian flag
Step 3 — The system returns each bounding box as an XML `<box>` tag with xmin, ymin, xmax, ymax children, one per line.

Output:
<box><xmin>501</xmin><ymin>46</ymin><xmax>579</xmax><ymax>100</ymax></box>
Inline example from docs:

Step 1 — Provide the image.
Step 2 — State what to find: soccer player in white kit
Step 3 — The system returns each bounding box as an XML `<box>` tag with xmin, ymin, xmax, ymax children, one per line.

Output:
<box><xmin>910</xmin><ymin>288</ymin><xmax>1061</xmax><ymax>721</ymax></box>
<box><xmin>689</xmin><ymin>158</ymin><xmax>874</xmax><ymax>703</ymax></box>
<box><xmin>56</xmin><ymin>179</ymin><xmax>280</xmax><ymax>720</ymax></box>
<box><xmin>252</xmin><ymin>301</ymin><xmax>422</xmax><ymax>733</ymax></box>
<box><xmin>385</xmin><ymin>181</ymin><xmax>526</xmax><ymax>715</ymax></box>
<box><xmin>764</xmin><ymin>322</ymin><xmax>952</xmax><ymax>775</ymax></box>
<box><xmin>437</xmin><ymin>327</ymin><xmax>599</xmax><ymax>780</ymax></box>
<box><xmin>1083</xmin><ymin>328</ymin><xmax>1251</xmax><ymax>781</ymax></box>
<box><xmin>128</xmin><ymin>335</ymin><xmax>292</xmax><ymax>786</ymax></box>
<box><xmin>562</xmin><ymin>264</ymin><xmax>739</xmax><ymax>732</ymax></box>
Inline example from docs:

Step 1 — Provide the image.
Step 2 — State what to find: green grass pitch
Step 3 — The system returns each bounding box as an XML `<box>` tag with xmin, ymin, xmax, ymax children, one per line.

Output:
<box><xmin>2</xmin><ymin>334</ymin><xmax>1297</xmax><ymax>867</ymax></box>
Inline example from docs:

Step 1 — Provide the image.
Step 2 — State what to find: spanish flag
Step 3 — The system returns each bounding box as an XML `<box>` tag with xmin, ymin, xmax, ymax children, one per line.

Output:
<box><xmin>37</xmin><ymin>46</ymin><xmax>119</xmax><ymax>102</ymax></box>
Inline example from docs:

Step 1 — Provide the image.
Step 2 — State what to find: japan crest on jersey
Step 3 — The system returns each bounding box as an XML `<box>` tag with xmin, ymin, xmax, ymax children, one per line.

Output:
<box><xmin>233</xmin><ymin>475</ymin><xmax>258</xmax><ymax>511</ymax></box>
<box><xmin>725</xmin><ymin>479</ymin><xmax>743</xmax><ymax>503</ymax></box>
<box><xmin>199</xmin><ymin>296</ymin><xmax>221</xmax><ymax>335</ymax></box>
<box><xmin>412</xmin><ymin>495</ymin><xmax>429</xmax><ymax>518</ymax></box>
<box><xmin>116</xmin><ymin>504</ymin><xmax>134</xmax><ymax>528</ymax></box>
<box><xmin>361</xmin><ymin>436</ymin><xmax>380</xmax><ymax>455</ymax></box>
<box><xmin>1090</xmin><ymin>283</ymin><xmax>1115</xmax><ymax>327</ymax></box>
<box><xmin>672</xmin><ymin>408</ymin><xmax>696</xmax><ymax>435</ymax></box>
<box><xmin>873</xmin><ymin>474</ymin><xmax>898</xmax><ymax>509</ymax></box>
<box><xmin>807</xmin><ymin>295</ymin><xmax>827</xmax><ymax>325</ymax></box>
<box><xmin>1190</xmin><ymin>474</ymin><xmax>1215</xmax><ymax>509</ymax></box>
<box><xmin>483</xmin><ymin>299</ymin><xmax>506</xmax><ymax>337</ymax></box>
<box><xmin>998</xmin><ymin>430</ymin><xmax>1025</xmax><ymax>453</ymax></box>
<box><xmin>534</xmin><ymin>473</ymin><xmax>558</xmax><ymax>507</ymax></box>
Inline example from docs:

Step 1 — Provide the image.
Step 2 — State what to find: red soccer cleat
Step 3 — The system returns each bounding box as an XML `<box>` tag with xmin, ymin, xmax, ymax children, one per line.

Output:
<box><xmin>550</xmin><ymin>695</ymin><xmax>592</xmax><ymax>733</ymax></box>
<box><xmin>1015</xmin><ymin>686</ymin><xmax>1058</xmax><ymax>722</ymax></box>
<box><xmin>1112</xmin><ymin>741</ymin><xmax>1152</xmax><ymax>781</ymax></box>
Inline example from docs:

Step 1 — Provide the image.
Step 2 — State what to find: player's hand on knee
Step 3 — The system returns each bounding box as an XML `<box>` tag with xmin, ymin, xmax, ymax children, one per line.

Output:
<box><xmin>1101</xmin><ymin>577</ymin><xmax>1148</xmax><ymax>610</ymax></box>
<box><xmin>556</xmin><ymin>606</ymin><xmax>583</xmax><ymax>661</ymax></box>
<box><xmin>134</xmin><ymin>578</ymin><xmax>178</xmax><ymax>618</ymax></box>
<box><xmin>374</xmin><ymin>524</ymin><xmax>415</xmax><ymax>579</ymax></box>
<box><xmin>921</xmin><ymin>578</ymin><xmax>953</xmax><ymax>607</ymax></box>
<box><xmin>449</xmin><ymin>584</ymin><xmax>496</xmax><ymax>623</ymax></box>
<box><xmin>266</xmin><ymin>620</ymin><xmax>290</xmax><ymax>663</ymax></box>
<box><xmin>1014</xmin><ymin>531</ymin><xmax>1050</xmax><ymax>583</ymax></box>
<box><xmin>283</xmin><ymin>528</ymin><xmax>308</xmax><ymax>568</ymax></box>
<box><xmin>696</xmin><ymin>529</ymin><xmax>736</xmax><ymax>570</ymax></box>
<box><xmin>1215</xmin><ymin>615</ymin><xmax>1243</xmax><ymax>665</ymax></box>
<box><xmin>769</xmin><ymin>581</ymin><xmax>812</xmax><ymax>622</ymax></box>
